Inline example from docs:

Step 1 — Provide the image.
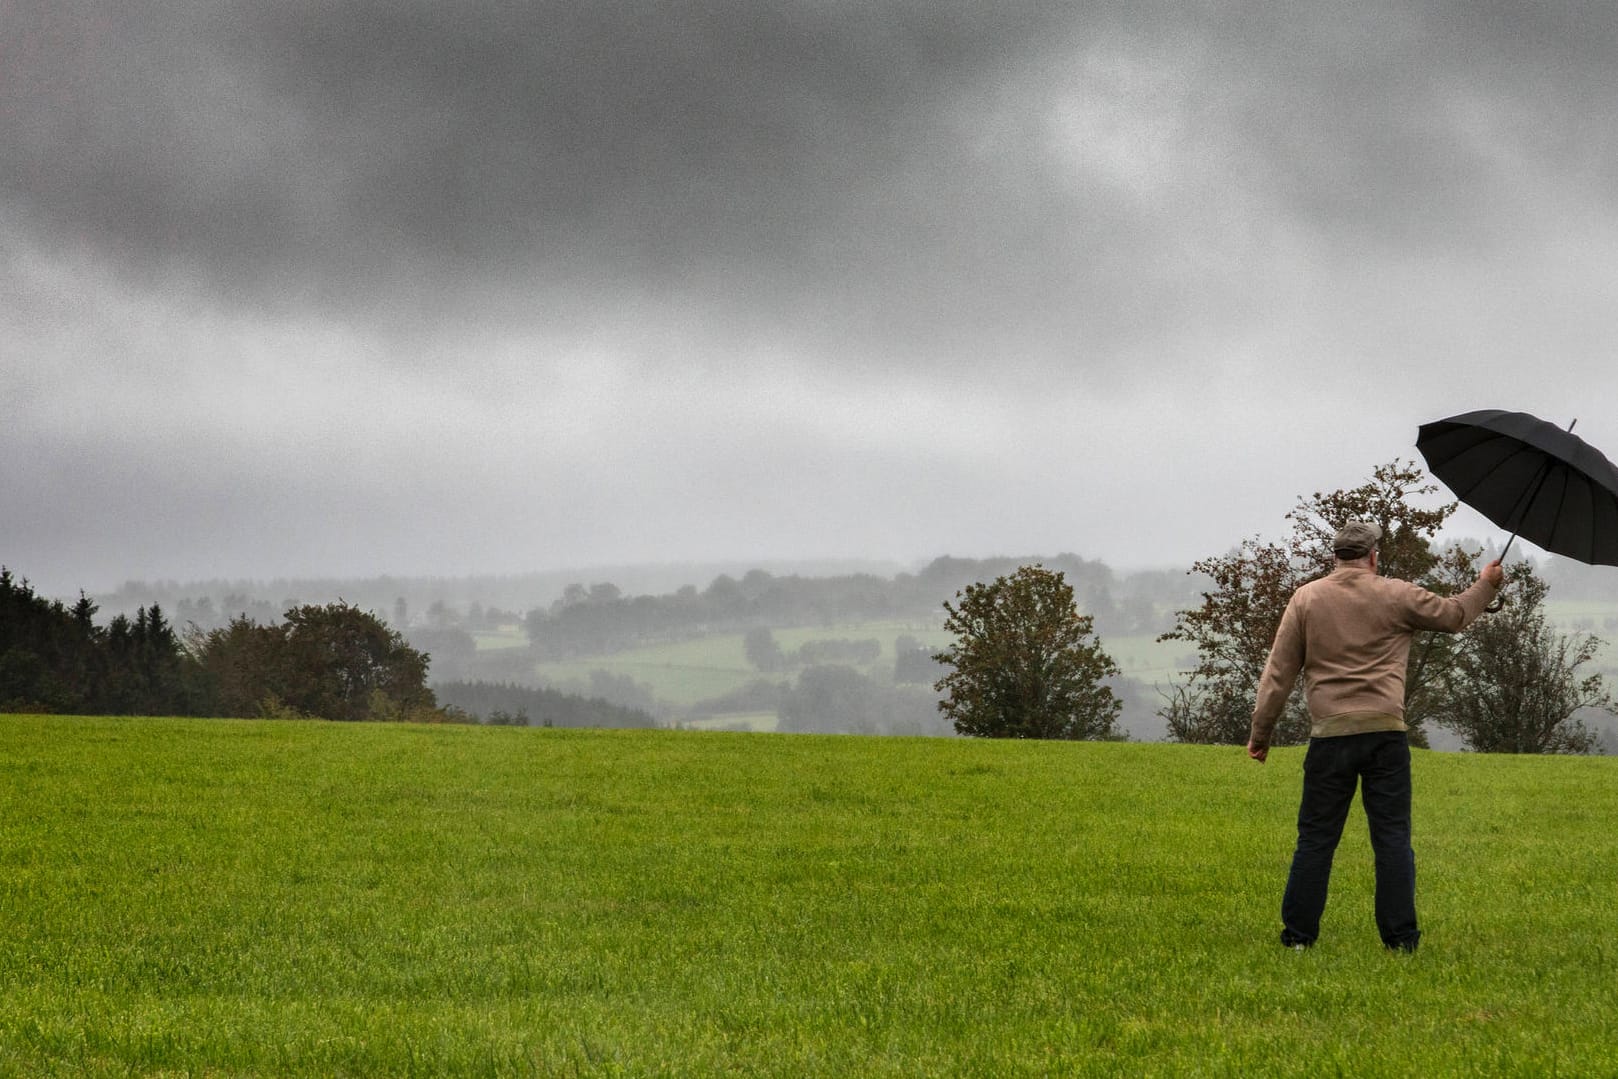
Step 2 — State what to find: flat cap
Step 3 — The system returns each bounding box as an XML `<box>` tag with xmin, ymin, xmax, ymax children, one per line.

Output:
<box><xmin>1332</xmin><ymin>520</ymin><xmax>1383</xmax><ymax>558</ymax></box>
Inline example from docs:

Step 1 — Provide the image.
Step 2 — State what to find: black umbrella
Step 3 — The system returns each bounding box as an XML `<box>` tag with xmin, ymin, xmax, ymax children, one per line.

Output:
<box><xmin>1416</xmin><ymin>409</ymin><xmax>1618</xmax><ymax>566</ymax></box>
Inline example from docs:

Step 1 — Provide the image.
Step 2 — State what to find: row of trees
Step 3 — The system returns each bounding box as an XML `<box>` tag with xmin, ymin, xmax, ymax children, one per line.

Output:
<box><xmin>431</xmin><ymin>681</ymin><xmax>655</xmax><ymax>729</ymax></box>
<box><xmin>3</xmin><ymin>569</ymin><xmax>190</xmax><ymax>715</ymax></box>
<box><xmin>0</xmin><ymin>569</ymin><xmax>444</xmax><ymax>722</ymax></box>
<box><xmin>742</xmin><ymin>628</ymin><xmax>883</xmax><ymax>672</ymax></box>
<box><xmin>930</xmin><ymin>462</ymin><xmax>1613</xmax><ymax>753</ymax></box>
<box><xmin>520</xmin><ymin>555</ymin><xmax>1176</xmax><ymax>659</ymax></box>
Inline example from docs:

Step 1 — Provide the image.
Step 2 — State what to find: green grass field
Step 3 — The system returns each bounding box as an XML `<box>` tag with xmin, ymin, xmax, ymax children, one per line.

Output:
<box><xmin>4</xmin><ymin>716</ymin><xmax>1616</xmax><ymax>1076</ymax></box>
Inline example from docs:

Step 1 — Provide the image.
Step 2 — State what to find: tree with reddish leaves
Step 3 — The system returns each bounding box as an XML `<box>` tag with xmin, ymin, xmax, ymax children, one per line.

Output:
<box><xmin>1160</xmin><ymin>460</ymin><xmax>1467</xmax><ymax>747</ymax></box>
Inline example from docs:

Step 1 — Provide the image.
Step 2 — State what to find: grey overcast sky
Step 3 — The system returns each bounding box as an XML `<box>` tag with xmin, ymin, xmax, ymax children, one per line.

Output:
<box><xmin>7</xmin><ymin>1</ymin><xmax>1618</xmax><ymax>595</ymax></box>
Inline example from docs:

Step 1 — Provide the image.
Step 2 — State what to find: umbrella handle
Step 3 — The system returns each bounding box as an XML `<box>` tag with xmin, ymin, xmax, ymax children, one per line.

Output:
<box><xmin>1482</xmin><ymin>533</ymin><xmax>1514</xmax><ymax>614</ymax></box>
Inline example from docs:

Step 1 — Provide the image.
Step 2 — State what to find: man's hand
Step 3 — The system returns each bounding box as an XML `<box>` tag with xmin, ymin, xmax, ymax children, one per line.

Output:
<box><xmin>1247</xmin><ymin>740</ymin><xmax>1268</xmax><ymax>763</ymax></box>
<box><xmin>1481</xmin><ymin>558</ymin><xmax>1505</xmax><ymax>589</ymax></box>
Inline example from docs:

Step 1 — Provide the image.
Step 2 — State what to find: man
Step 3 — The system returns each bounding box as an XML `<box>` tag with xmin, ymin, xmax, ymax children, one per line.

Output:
<box><xmin>1247</xmin><ymin>521</ymin><xmax>1504</xmax><ymax>952</ymax></box>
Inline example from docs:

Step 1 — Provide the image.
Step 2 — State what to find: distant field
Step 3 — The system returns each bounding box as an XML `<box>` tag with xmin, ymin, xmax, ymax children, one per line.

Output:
<box><xmin>3</xmin><ymin>716</ymin><xmax>1616</xmax><ymax>1076</ymax></box>
<box><xmin>522</xmin><ymin>621</ymin><xmax>1189</xmax><ymax>722</ymax></box>
<box><xmin>1543</xmin><ymin>600</ymin><xmax>1618</xmax><ymax>677</ymax></box>
<box><xmin>678</xmin><ymin>711</ymin><xmax>781</xmax><ymax>733</ymax></box>
<box><xmin>1101</xmin><ymin>632</ymin><xmax>1193</xmax><ymax>682</ymax></box>
<box><xmin>471</xmin><ymin>625</ymin><xmax>528</xmax><ymax>651</ymax></box>
<box><xmin>533</xmin><ymin>633</ymin><xmax>760</xmax><ymax>707</ymax></box>
<box><xmin>531</xmin><ymin>620</ymin><xmax>958</xmax><ymax>710</ymax></box>
<box><xmin>1544</xmin><ymin>598</ymin><xmax>1618</xmax><ymax>626</ymax></box>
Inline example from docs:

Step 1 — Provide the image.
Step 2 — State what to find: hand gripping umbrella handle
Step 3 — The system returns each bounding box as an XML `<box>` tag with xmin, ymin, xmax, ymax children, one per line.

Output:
<box><xmin>1485</xmin><ymin>543</ymin><xmax>1516</xmax><ymax>612</ymax></box>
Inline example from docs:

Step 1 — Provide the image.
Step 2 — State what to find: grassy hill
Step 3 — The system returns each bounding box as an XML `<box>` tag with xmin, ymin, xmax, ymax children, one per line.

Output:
<box><xmin>3</xmin><ymin>716</ymin><xmax>1616</xmax><ymax>1076</ymax></box>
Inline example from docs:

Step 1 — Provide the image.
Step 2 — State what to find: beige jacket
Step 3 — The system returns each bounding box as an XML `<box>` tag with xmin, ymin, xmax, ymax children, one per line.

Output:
<box><xmin>1249</xmin><ymin>563</ymin><xmax>1499</xmax><ymax>746</ymax></box>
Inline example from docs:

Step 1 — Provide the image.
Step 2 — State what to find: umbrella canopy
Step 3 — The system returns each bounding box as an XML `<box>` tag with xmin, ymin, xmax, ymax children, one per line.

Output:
<box><xmin>1416</xmin><ymin>409</ymin><xmax>1618</xmax><ymax>566</ymax></box>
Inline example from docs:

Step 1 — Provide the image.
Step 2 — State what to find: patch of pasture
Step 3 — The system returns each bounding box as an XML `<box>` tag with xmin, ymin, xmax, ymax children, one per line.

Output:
<box><xmin>533</xmin><ymin>635</ymin><xmax>757</xmax><ymax>707</ymax></box>
<box><xmin>1095</xmin><ymin>632</ymin><xmax>1192</xmax><ymax>682</ymax></box>
<box><xmin>471</xmin><ymin>626</ymin><xmax>528</xmax><ymax>650</ymax></box>
<box><xmin>678</xmin><ymin>711</ymin><xmax>780</xmax><ymax>733</ymax></box>
<box><xmin>532</xmin><ymin>621</ymin><xmax>952</xmax><ymax>709</ymax></box>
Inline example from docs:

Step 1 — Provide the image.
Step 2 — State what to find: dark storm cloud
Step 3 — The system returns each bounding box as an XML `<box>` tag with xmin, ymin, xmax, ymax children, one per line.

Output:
<box><xmin>1201</xmin><ymin>3</ymin><xmax>1618</xmax><ymax>248</ymax></box>
<box><xmin>5</xmin><ymin>2</ymin><xmax>1084</xmax><ymax>328</ymax></box>
<box><xmin>8</xmin><ymin>0</ymin><xmax>1617</xmax><ymax>363</ymax></box>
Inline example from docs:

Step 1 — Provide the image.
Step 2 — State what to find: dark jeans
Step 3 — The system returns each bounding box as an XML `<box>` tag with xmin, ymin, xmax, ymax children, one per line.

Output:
<box><xmin>1280</xmin><ymin>730</ymin><xmax>1419</xmax><ymax>951</ymax></box>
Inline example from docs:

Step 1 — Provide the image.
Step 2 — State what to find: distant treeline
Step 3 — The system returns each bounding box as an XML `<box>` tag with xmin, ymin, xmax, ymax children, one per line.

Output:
<box><xmin>432</xmin><ymin>681</ymin><xmax>655</xmax><ymax>728</ymax></box>
<box><xmin>87</xmin><ymin>556</ymin><xmax>1199</xmax><ymax>649</ymax></box>
<box><xmin>88</xmin><ymin>559</ymin><xmax>908</xmax><ymax>629</ymax></box>
<box><xmin>522</xmin><ymin>555</ymin><xmax>1188</xmax><ymax>659</ymax></box>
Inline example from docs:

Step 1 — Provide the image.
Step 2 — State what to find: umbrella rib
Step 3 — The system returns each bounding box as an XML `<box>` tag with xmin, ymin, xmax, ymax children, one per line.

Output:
<box><xmin>1447</xmin><ymin>437</ymin><xmax>1537</xmax><ymax>505</ymax></box>
<box><xmin>1510</xmin><ymin>420</ymin><xmax>1579</xmax><ymax>543</ymax></box>
<box><xmin>1542</xmin><ymin>468</ymin><xmax>1573</xmax><ymax>558</ymax></box>
<box><xmin>1488</xmin><ymin>448</ymin><xmax>1561</xmax><ymax>564</ymax></box>
<box><xmin>1501</xmin><ymin>454</ymin><xmax>1555</xmax><ymax>533</ymax></box>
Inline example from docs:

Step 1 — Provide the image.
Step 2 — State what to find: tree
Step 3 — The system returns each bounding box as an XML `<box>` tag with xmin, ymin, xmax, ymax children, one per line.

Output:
<box><xmin>191</xmin><ymin>602</ymin><xmax>438</xmax><ymax>721</ymax></box>
<box><xmin>189</xmin><ymin>616</ymin><xmax>289</xmax><ymax>718</ymax></box>
<box><xmin>893</xmin><ymin>634</ymin><xmax>943</xmax><ymax>684</ymax></box>
<box><xmin>744</xmin><ymin>626</ymin><xmax>785</xmax><ymax>672</ymax></box>
<box><xmin>1434</xmin><ymin>562</ymin><xmax>1611</xmax><ymax>753</ymax></box>
<box><xmin>1159</xmin><ymin>537</ymin><xmax>1310</xmax><ymax>745</ymax></box>
<box><xmin>1160</xmin><ymin>460</ymin><xmax>1463</xmax><ymax>747</ymax></box>
<box><xmin>278</xmin><ymin>602</ymin><xmax>435</xmax><ymax>721</ymax></box>
<box><xmin>779</xmin><ymin>664</ymin><xmax>885</xmax><ymax>735</ymax></box>
<box><xmin>934</xmin><ymin>565</ymin><xmax>1122</xmax><ymax>740</ymax></box>
<box><xmin>106</xmin><ymin>604</ymin><xmax>189</xmax><ymax>715</ymax></box>
<box><xmin>778</xmin><ymin>665</ymin><xmax>946</xmax><ymax>736</ymax></box>
<box><xmin>1</xmin><ymin>568</ymin><xmax>97</xmax><ymax>713</ymax></box>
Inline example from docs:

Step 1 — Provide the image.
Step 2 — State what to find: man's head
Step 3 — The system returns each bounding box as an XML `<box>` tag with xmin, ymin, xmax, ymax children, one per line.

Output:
<box><xmin>1333</xmin><ymin>520</ymin><xmax>1382</xmax><ymax>565</ymax></box>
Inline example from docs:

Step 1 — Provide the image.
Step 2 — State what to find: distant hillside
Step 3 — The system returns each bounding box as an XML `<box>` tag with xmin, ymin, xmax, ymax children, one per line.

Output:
<box><xmin>82</xmin><ymin>559</ymin><xmax>912</xmax><ymax>624</ymax></box>
<box><xmin>84</xmin><ymin>556</ymin><xmax>1204</xmax><ymax>646</ymax></box>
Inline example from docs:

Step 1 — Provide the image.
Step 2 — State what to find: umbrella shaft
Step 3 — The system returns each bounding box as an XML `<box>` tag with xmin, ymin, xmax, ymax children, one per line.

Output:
<box><xmin>1496</xmin><ymin>418</ymin><xmax>1574</xmax><ymax>564</ymax></box>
